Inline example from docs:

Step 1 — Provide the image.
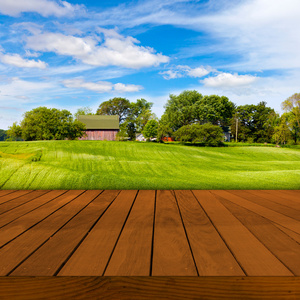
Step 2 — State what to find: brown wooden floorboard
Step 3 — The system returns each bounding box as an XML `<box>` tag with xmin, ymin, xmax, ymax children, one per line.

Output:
<box><xmin>0</xmin><ymin>190</ymin><xmax>50</xmax><ymax>215</ymax></box>
<box><xmin>152</xmin><ymin>190</ymin><xmax>197</xmax><ymax>276</ymax></box>
<box><xmin>58</xmin><ymin>190</ymin><xmax>136</xmax><ymax>276</ymax></box>
<box><xmin>194</xmin><ymin>190</ymin><xmax>292</xmax><ymax>276</ymax></box>
<box><xmin>0</xmin><ymin>190</ymin><xmax>32</xmax><ymax>205</ymax></box>
<box><xmin>104</xmin><ymin>190</ymin><xmax>155</xmax><ymax>276</ymax></box>
<box><xmin>0</xmin><ymin>190</ymin><xmax>67</xmax><ymax>228</ymax></box>
<box><xmin>175</xmin><ymin>190</ymin><xmax>244</xmax><ymax>276</ymax></box>
<box><xmin>0</xmin><ymin>189</ymin><xmax>298</xmax><ymax>277</ymax></box>
<box><xmin>0</xmin><ymin>277</ymin><xmax>299</xmax><ymax>300</ymax></box>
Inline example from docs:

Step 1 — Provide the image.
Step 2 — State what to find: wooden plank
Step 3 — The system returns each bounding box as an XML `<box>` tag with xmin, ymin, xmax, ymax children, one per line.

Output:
<box><xmin>0</xmin><ymin>277</ymin><xmax>299</xmax><ymax>300</ymax></box>
<box><xmin>212</xmin><ymin>190</ymin><xmax>300</xmax><ymax>235</ymax></box>
<box><xmin>219</xmin><ymin>197</ymin><xmax>300</xmax><ymax>275</ymax></box>
<box><xmin>175</xmin><ymin>190</ymin><xmax>244</xmax><ymax>276</ymax></box>
<box><xmin>193</xmin><ymin>190</ymin><xmax>292</xmax><ymax>276</ymax></box>
<box><xmin>229</xmin><ymin>190</ymin><xmax>300</xmax><ymax>221</ymax></box>
<box><xmin>0</xmin><ymin>190</ymin><xmax>98</xmax><ymax>276</ymax></box>
<box><xmin>0</xmin><ymin>190</ymin><xmax>67</xmax><ymax>228</ymax></box>
<box><xmin>105</xmin><ymin>190</ymin><xmax>155</xmax><ymax>276</ymax></box>
<box><xmin>0</xmin><ymin>190</ymin><xmax>32</xmax><ymax>205</ymax></box>
<box><xmin>10</xmin><ymin>191</ymin><xmax>121</xmax><ymax>276</ymax></box>
<box><xmin>0</xmin><ymin>190</ymin><xmax>50</xmax><ymax>215</ymax></box>
<box><xmin>248</xmin><ymin>190</ymin><xmax>300</xmax><ymax>211</ymax></box>
<box><xmin>268</xmin><ymin>190</ymin><xmax>300</xmax><ymax>202</ymax></box>
<box><xmin>152</xmin><ymin>190</ymin><xmax>197</xmax><ymax>276</ymax></box>
<box><xmin>0</xmin><ymin>190</ymin><xmax>17</xmax><ymax>197</ymax></box>
<box><xmin>0</xmin><ymin>190</ymin><xmax>84</xmax><ymax>247</ymax></box>
<box><xmin>58</xmin><ymin>190</ymin><xmax>137</xmax><ymax>276</ymax></box>
<box><xmin>272</xmin><ymin>223</ymin><xmax>300</xmax><ymax>244</ymax></box>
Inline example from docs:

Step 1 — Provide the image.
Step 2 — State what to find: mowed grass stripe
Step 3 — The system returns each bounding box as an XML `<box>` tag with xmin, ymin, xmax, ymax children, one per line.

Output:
<box><xmin>0</xmin><ymin>140</ymin><xmax>300</xmax><ymax>189</ymax></box>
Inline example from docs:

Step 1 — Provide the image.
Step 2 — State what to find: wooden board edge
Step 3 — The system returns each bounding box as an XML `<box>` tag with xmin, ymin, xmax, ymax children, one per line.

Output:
<box><xmin>0</xmin><ymin>277</ymin><xmax>299</xmax><ymax>299</ymax></box>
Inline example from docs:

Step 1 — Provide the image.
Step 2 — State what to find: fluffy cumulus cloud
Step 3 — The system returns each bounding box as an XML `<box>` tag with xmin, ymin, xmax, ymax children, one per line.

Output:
<box><xmin>0</xmin><ymin>53</ymin><xmax>47</xmax><ymax>69</ymax></box>
<box><xmin>161</xmin><ymin>65</ymin><xmax>213</xmax><ymax>80</ymax></box>
<box><xmin>202</xmin><ymin>73</ymin><xmax>257</xmax><ymax>88</ymax></box>
<box><xmin>62</xmin><ymin>78</ymin><xmax>143</xmax><ymax>93</ymax></box>
<box><xmin>0</xmin><ymin>0</ymin><xmax>83</xmax><ymax>17</ymax></box>
<box><xmin>26</xmin><ymin>29</ymin><xmax>169</xmax><ymax>69</ymax></box>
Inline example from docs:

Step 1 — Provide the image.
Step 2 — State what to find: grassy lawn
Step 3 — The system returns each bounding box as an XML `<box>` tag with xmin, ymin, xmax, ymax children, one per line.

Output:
<box><xmin>0</xmin><ymin>140</ymin><xmax>299</xmax><ymax>189</ymax></box>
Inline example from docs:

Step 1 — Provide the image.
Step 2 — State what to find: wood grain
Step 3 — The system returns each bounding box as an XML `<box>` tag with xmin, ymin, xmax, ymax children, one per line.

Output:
<box><xmin>194</xmin><ymin>190</ymin><xmax>292</xmax><ymax>276</ymax></box>
<box><xmin>0</xmin><ymin>190</ymin><xmax>90</xmax><ymax>275</ymax></box>
<box><xmin>0</xmin><ymin>190</ymin><xmax>66</xmax><ymax>228</ymax></box>
<box><xmin>58</xmin><ymin>190</ymin><xmax>137</xmax><ymax>276</ymax></box>
<box><xmin>152</xmin><ymin>190</ymin><xmax>197</xmax><ymax>276</ymax></box>
<box><xmin>0</xmin><ymin>190</ymin><xmax>32</xmax><ymax>205</ymax></box>
<box><xmin>248</xmin><ymin>190</ymin><xmax>300</xmax><ymax>211</ymax></box>
<box><xmin>105</xmin><ymin>190</ymin><xmax>155</xmax><ymax>276</ymax></box>
<box><xmin>212</xmin><ymin>190</ymin><xmax>300</xmax><ymax>234</ymax></box>
<box><xmin>0</xmin><ymin>190</ymin><xmax>84</xmax><ymax>247</ymax></box>
<box><xmin>219</xmin><ymin>197</ymin><xmax>300</xmax><ymax>275</ymax></box>
<box><xmin>0</xmin><ymin>277</ymin><xmax>299</xmax><ymax>300</ymax></box>
<box><xmin>175</xmin><ymin>190</ymin><xmax>244</xmax><ymax>276</ymax></box>
<box><xmin>10</xmin><ymin>190</ymin><xmax>115</xmax><ymax>276</ymax></box>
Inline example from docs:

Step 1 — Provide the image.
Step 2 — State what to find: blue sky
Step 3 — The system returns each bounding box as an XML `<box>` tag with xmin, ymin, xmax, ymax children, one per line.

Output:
<box><xmin>0</xmin><ymin>0</ymin><xmax>299</xmax><ymax>129</ymax></box>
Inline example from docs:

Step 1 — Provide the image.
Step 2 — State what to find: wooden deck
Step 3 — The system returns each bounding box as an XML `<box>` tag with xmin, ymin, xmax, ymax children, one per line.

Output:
<box><xmin>0</xmin><ymin>189</ymin><xmax>299</xmax><ymax>299</ymax></box>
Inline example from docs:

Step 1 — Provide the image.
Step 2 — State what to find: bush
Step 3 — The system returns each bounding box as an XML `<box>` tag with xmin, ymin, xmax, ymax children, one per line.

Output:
<box><xmin>175</xmin><ymin>123</ymin><xmax>224</xmax><ymax>146</ymax></box>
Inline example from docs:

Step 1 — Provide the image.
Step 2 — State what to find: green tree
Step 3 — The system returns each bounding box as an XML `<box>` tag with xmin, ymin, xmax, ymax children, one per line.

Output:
<box><xmin>96</xmin><ymin>97</ymin><xmax>131</xmax><ymax>124</ymax></box>
<box><xmin>196</xmin><ymin>95</ymin><xmax>235</xmax><ymax>126</ymax></box>
<box><xmin>8</xmin><ymin>107</ymin><xmax>86</xmax><ymax>141</ymax></box>
<box><xmin>142</xmin><ymin>120</ymin><xmax>158</xmax><ymax>140</ymax></box>
<box><xmin>281</xmin><ymin>93</ymin><xmax>300</xmax><ymax>142</ymax></box>
<box><xmin>175</xmin><ymin>123</ymin><xmax>223</xmax><ymax>146</ymax></box>
<box><xmin>162</xmin><ymin>90</ymin><xmax>203</xmax><ymax>131</ymax></box>
<box><xmin>272</xmin><ymin>118</ymin><xmax>291</xmax><ymax>145</ymax></box>
<box><xmin>232</xmin><ymin>102</ymin><xmax>277</xmax><ymax>143</ymax></box>
<box><xmin>0</xmin><ymin>129</ymin><xmax>8</xmax><ymax>141</ymax></box>
<box><xmin>74</xmin><ymin>107</ymin><xmax>93</xmax><ymax>119</ymax></box>
<box><xmin>129</xmin><ymin>98</ymin><xmax>155</xmax><ymax>132</ymax></box>
<box><xmin>6</xmin><ymin>123</ymin><xmax>22</xmax><ymax>141</ymax></box>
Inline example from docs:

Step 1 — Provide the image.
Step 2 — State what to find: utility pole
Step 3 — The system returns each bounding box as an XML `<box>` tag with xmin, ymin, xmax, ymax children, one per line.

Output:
<box><xmin>235</xmin><ymin>117</ymin><xmax>238</xmax><ymax>143</ymax></box>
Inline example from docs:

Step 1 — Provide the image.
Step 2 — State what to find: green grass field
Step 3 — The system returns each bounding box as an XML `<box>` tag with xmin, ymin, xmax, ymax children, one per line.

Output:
<box><xmin>0</xmin><ymin>140</ymin><xmax>299</xmax><ymax>189</ymax></box>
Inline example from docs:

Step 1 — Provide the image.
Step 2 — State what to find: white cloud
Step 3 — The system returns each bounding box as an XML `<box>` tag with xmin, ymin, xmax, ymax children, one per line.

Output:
<box><xmin>114</xmin><ymin>83</ymin><xmax>143</xmax><ymax>92</ymax></box>
<box><xmin>26</xmin><ymin>30</ymin><xmax>169</xmax><ymax>69</ymax></box>
<box><xmin>160</xmin><ymin>70</ymin><xmax>183</xmax><ymax>80</ymax></box>
<box><xmin>0</xmin><ymin>0</ymin><xmax>84</xmax><ymax>17</ymax></box>
<box><xmin>161</xmin><ymin>65</ymin><xmax>213</xmax><ymax>80</ymax></box>
<box><xmin>187</xmin><ymin>66</ymin><xmax>211</xmax><ymax>78</ymax></box>
<box><xmin>62</xmin><ymin>78</ymin><xmax>143</xmax><ymax>93</ymax></box>
<box><xmin>202</xmin><ymin>73</ymin><xmax>257</xmax><ymax>88</ymax></box>
<box><xmin>0</xmin><ymin>53</ymin><xmax>47</xmax><ymax>69</ymax></box>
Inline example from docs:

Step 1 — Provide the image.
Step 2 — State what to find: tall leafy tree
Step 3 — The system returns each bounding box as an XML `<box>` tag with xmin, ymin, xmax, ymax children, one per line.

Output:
<box><xmin>129</xmin><ymin>98</ymin><xmax>154</xmax><ymax>132</ymax></box>
<box><xmin>281</xmin><ymin>93</ymin><xmax>300</xmax><ymax>142</ymax></box>
<box><xmin>142</xmin><ymin>119</ymin><xmax>158</xmax><ymax>140</ymax></box>
<box><xmin>161</xmin><ymin>90</ymin><xmax>203</xmax><ymax>131</ymax></box>
<box><xmin>96</xmin><ymin>97</ymin><xmax>131</xmax><ymax>124</ymax></box>
<box><xmin>8</xmin><ymin>107</ymin><xmax>86</xmax><ymax>141</ymax></box>
<box><xmin>74</xmin><ymin>107</ymin><xmax>93</xmax><ymax>119</ymax></box>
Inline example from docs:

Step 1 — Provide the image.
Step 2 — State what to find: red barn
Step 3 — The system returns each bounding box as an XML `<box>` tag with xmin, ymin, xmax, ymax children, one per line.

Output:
<box><xmin>78</xmin><ymin>115</ymin><xmax>119</xmax><ymax>141</ymax></box>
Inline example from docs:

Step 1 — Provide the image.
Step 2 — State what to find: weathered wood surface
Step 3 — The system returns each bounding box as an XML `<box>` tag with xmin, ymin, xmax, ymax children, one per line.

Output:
<box><xmin>0</xmin><ymin>190</ymin><xmax>299</xmax><ymax>298</ymax></box>
<box><xmin>0</xmin><ymin>277</ymin><xmax>299</xmax><ymax>300</ymax></box>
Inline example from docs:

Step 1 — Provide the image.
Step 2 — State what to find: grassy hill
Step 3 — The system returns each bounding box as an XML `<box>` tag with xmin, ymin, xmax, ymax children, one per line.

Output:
<box><xmin>0</xmin><ymin>140</ymin><xmax>299</xmax><ymax>189</ymax></box>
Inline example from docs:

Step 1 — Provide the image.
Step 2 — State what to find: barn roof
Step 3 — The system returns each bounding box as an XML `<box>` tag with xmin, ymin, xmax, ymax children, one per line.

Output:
<box><xmin>77</xmin><ymin>115</ymin><xmax>119</xmax><ymax>130</ymax></box>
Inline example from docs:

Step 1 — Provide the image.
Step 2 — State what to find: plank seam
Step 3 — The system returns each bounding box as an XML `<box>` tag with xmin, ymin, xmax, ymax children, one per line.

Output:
<box><xmin>149</xmin><ymin>190</ymin><xmax>157</xmax><ymax>276</ymax></box>
<box><xmin>0</xmin><ymin>190</ymin><xmax>86</xmax><ymax>250</ymax></box>
<box><xmin>102</xmin><ymin>190</ymin><xmax>140</xmax><ymax>276</ymax></box>
<box><xmin>191</xmin><ymin>190</ymin><xmax>248</xmax><ymax>276</ymax></box>
<box><xmin>53</xmin><ymin>190</ymin><xmax>119</xmax><ymax>276</ymax></box>
<box><xmin>6</xmin><ymin>190</ymin><xmax>104</xmax><ymax>276</ymax></box>
<box><xmin>213</xmin><ymin>192</ymin><xmax>296</xmax><ymax>276</ymax></box>
<box><xmin>173</xmin><ymin>190</ymin><xmax>199</xmax><ymax>276</ymax></box>
<box><xmin>0</xmin><ymin>190</ymin><xmax>52</xmax><ymax>217</ymax></box>
<box><xmin>0</xmin><ymin>190</ymin><xmax>34</xmax><ymax>206</ymax></box>
<box><xmin>0</xmin><ymin>190</ymin><xmax>69</xmax><ymax>229</ymax></box>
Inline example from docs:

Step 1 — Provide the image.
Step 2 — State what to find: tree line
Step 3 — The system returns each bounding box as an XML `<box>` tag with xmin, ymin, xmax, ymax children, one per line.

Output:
<box><xmin>5</xmin><ymin>91</ymin><xmax>300</xmax><ymax>145</ymax></box>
